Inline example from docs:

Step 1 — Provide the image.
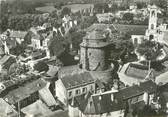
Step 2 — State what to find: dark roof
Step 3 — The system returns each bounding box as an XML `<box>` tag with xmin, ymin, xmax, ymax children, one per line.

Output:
<box><xmin>115</xmin><ymin>80</ymin><xmax>157</xmax><ymax>100</ymax></box>
<box><xmin>113</xmin><ymin>24</ymin><xmax>147</xmax><ymax>35</ymax></box>
<box><xmin>0</xmin><ymin>55</ymin><xmax>16</xmax><ymax>70</ymax></box>
<box><xmin>3</xmin><ymin>79</ymin><xmax>47</xmax><ymax>104</ymax></box>
<box><xmin>61</xmin><ymin>72</ymin><xmax>94</xmax><ymax>90</ymax></box>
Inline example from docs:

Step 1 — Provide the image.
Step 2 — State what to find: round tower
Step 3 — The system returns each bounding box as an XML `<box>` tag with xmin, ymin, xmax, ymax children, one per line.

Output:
<box><xmin>80</xmin><ymin>30</ymin><xmax>111</xmax><ymax>71</ymax></box>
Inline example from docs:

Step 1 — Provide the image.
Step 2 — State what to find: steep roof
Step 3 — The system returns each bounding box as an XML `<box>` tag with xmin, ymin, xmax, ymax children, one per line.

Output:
<box><xmin>3</xmin><ymin>79</ymin><xmax>47</xmax><ymax>104</ymax></box>
<box><xmin>61</xmin><ymin>72</ymin><xmax>94</xmax><ymax>90</ymax></box>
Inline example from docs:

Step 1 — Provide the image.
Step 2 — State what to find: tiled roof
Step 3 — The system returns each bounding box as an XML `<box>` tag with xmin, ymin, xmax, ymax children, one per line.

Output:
<box><xmin>61</xmin><ymin>72</ymin><xmax>94</xmax><ymax>90</ymax></box>
<box><xmin>3</xmin><ymin>79</ymin><xmax>47</xmax><ymax>104</ymax></box>
<box><xmin>58</xmin><ymin>65</ymin><xmax>82</xmax><ymax>78</ymax></box>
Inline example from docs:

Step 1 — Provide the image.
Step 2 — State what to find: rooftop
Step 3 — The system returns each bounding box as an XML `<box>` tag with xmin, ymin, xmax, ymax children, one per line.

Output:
<box><xmin>61</xmin><ymin>72</ymin><xmax>94</xmax><ymax>90</ymax></box>
<box><xmin>2</xmin><ymin>79</ymin><xmax>47</xmax><ymax>104</ymax></box>
<box><xmin>4</xmin><ymin>30</ymin><xmax>27</xmax><ymax>39</ymax></box>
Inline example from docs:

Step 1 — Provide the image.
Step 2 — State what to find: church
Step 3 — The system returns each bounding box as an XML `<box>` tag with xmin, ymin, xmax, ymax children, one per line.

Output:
<box><xmin>55</xmin><ymin>29</ymin><xmax>116</xmax><ymax>106</ymax></box>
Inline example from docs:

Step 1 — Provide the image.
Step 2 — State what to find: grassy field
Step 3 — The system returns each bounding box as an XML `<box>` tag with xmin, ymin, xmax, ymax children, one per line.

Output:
<box><xmin>62</xmin><ymin>4</ymin><xmax>93</xmax><ymax>13</ymax></box>
<box><xmin>35</xmin><ymin>6</ymin><xmax>56</xmax><ymax>13</ymax></box>
<box><xmin>36</xmin><ymin>3</ymin><xmax>93</xmax><ymax>13</ymax></box>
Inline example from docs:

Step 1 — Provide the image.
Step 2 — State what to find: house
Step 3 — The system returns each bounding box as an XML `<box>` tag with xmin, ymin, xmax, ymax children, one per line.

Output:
<box><xmin>3</xmin><ymin>29</ymin><xmax>27</xmax><ymax>44</ymax></box>
<box><xmin>68</xmin><ymin>80</ymin><xmax>157</xmax><ymax>117</ymax></box>
<box><xmin>0</xmin><ymin>98</ymin><xmax>18</xmax><ymax>117</ymax></box>
<box><xmin>0</xmin><ymin>78</ymin><xmax>57</xmax><ymax>117</ymax></box>
<box><xmin>55</xmin><ymin>72</ymin><xmax>95</xmax><ymax>106</ymax></box>
<box><xmin>118</xmin><ymin>62</ymin><xmax>155</xmax><ymax>86</ymax></box>
<box><xmin>69</xmin><ymin>81</ymin><xmax>157</xmax><ymax>117</ymax></box>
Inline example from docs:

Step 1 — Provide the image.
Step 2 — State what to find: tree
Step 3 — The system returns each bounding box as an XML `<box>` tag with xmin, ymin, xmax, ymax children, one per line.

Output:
<box><xmin>61</xmin><ymin>7</ymin><xmax>71</xmax><ymax>17</ymax></box>
<box><xmin>136</xmin><ymin>40</ymin><xmax>163</xmax><ymax>62</ymax></box>
<box><xmin>94</xmin><ymin>3</ymin><xmax>109</xmax><ymax>13</ymax></box>
<box><xmin>122</xmin><ymin>13</ymin><xmax>134</xmax><ymax>22</ymax></box>
<box><xmin>110</xmin><ymin>32</ymin><xmax>134</xmax><ymax>61</ymax></box>
<box><xmin>136</xmin><ymin>2</ymin><xmax>147</xmax><ymax>9</ymax></box>
<box><xmin>80</xmin><ymin>15</ymin><xmax>98</xmax><ymax>29</ymax></box>
<box><xmin>34</xmin><ymin>61</ymin><xmax>49</xmax><ymax>72</ymax></box>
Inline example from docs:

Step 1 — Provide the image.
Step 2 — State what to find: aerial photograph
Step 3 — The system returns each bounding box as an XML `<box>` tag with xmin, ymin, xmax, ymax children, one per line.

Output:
<box><xmin>0</xmin><ymin>0</ymin><xmax>168</xmax><ymax>117</ymax></box>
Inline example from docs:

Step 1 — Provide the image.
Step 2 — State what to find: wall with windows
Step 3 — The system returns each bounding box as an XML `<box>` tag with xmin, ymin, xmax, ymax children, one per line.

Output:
<box><xmin>67</xmin><ymin>83</ymin><xmax>95</xmax><ymax>99</ymax></box>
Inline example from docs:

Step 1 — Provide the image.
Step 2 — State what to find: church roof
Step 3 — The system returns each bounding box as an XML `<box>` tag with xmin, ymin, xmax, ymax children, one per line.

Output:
<box><xmin>85</xmin><ymin>30</ymin><xmax>106</xmax><ymax>40</ymax></box>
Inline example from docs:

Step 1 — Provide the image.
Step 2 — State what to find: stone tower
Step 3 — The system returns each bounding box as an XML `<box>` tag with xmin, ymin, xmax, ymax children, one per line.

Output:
<box><xmin>148</xmin><ymin>5</ymin><xmax>158</xmax><ymax>31</ymax></box>
<box><xmin>80</xmin><ymin>30</ymin><xmax>111</xmax><ymax>71</ymax></box>
<box><xmin>146</xmin><ymin>5</ymin><xmax>159</xmax><ymax>40</ymax></box>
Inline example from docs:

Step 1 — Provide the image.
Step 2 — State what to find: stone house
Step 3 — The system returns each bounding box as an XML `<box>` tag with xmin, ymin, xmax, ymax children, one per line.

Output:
<box><xmin>118</xmin><ymin>62</ymin><xmax>155</xmax><ymax>86</ymax></box>
<box><xmin>55</xmin><ymin>72</ymin><xmax>95</xmax><ymax>106</ymax></box>
<box><xmin>68</xmin><ymin>80</ymin><xmax>157</xmax><ymax>117</ymax></box>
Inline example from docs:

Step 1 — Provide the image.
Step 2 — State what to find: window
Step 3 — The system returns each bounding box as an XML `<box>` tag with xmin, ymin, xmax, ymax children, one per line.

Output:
<box><xmin>151</xmin><ymin>24</ymin><xmax>154</xmax><ymax>30</ymax></box>
<box><xmin>75</xmin><ymin>89</ymin><xmax>80</xmax><ymax>95</ymax></box>
<box><xmin>82</xmin><ymin>87</ymin><xmax>87</xmax><ymax>93</ymax></box>
<box><xmin>68</xmin><ymin>91</ymin><xmax>72</xmax><ymax>97</ymax></box>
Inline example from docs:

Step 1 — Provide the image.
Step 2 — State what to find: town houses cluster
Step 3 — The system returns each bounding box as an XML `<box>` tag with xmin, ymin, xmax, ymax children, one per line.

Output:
<box><xmin>0</xmin><ymin>1</ymin><xmax>168</xmax><ymax>117</ymax></box>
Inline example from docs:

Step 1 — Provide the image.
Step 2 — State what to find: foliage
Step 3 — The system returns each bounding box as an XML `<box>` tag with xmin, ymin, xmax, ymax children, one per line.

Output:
<box><xmin>122</xmin><ymin>13</ymin><xmax>134</xmax><ymax>22</ymax></box>
<box><xmin>34</xmin><ymin>61</ymin><xmax>49</xmax><ymax>72</ymax></box>
<box><xmin>80</xmin><ymin>15</ymin><xmax>98</xmax><ymax>29</ymax></box>
<box><xmin>136</xmin><ymin>40</ymin><xmax>163</xmax><ymax>61</ymax></box>
<box><xmin>94</xmin><ymin>3</ymin><xmax>109</xmax><ymax>13</ymax></box>
<box><xmin>61</xmin><ymin>7</ymin><xmax>71</xmax><ymax>17</ymax></box>
<box><xmin>110</xmin><ymin>32</ymin><xmax>134</xmax><ymax>61</ymax></box>
<box><xmin>136</xmin><ymin>2</ymin><xmax>147</xmax><ymax>9</ymax></box>
<box><xmin>65</xmin><ymin>28</ymin><xmax>86</xmax><ymax>51</ymax></box>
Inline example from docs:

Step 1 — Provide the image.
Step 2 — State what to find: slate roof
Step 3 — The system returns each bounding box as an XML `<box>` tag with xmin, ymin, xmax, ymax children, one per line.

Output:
<box><xmin>115</xmin><ymin>80</ymin><xmax>157</xmax><ymax>100</ymax></box>
<box><xmin>61</xmin><ymin>72</ymin><xmax>94</xmax><ymax>90</ymax></box>
<box><xmin>3</xmin><ymin>79</ymin><xmax>47</xmax><ymax>104</ymax></box>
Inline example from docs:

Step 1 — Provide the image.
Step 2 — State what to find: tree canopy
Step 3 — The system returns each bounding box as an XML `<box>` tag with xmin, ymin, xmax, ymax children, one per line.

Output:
<box><xmin>34</xmin><ymin>61</ymin><xmax>49</xmax><ymax>72</ymax></box>
<box><xmin>136</xmin><ymin>40</ymin><xmax>163</xmax><ymax>61</ymax></box>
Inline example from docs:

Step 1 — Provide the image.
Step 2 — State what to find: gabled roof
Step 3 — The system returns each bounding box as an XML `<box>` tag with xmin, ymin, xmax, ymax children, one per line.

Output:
<box><xmin>61</xmin><ymin>72</ymin><xmax>94</xmax><ymax>90</ymax></box>
<box><xmin>3</xmin><ymin>79</ymin><xmax>47</xmax><ymax>104</ymax></box>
